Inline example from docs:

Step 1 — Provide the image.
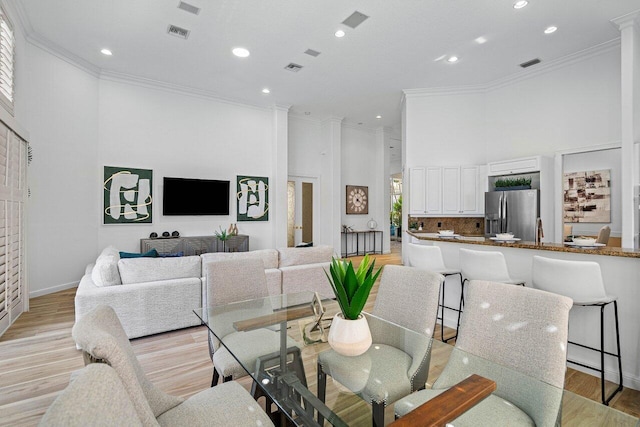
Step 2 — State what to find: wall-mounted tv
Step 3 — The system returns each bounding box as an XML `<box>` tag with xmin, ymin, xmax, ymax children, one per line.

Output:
<box><xmin>163</xmin><ymin>177</ymin><xmax>230</xmax><ymax>216</ymax></box>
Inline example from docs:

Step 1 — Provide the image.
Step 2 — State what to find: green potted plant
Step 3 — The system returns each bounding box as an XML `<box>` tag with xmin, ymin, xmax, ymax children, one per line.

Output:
<box><xmin>325</xmin><ymin>254</ymin><xmax>382</xmax><ymax>356</ymax></box>
<box><xmin>391</xmin><ymin>196</ymin><xmax>402</xmax><ymax>239</ymax></box>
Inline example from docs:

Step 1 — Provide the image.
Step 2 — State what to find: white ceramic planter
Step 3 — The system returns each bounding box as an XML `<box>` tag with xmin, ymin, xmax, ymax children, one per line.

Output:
<box><xmin>328</xmin><ymin>313</ymin><xmax>372</xmax><ymax>356</ymax></box>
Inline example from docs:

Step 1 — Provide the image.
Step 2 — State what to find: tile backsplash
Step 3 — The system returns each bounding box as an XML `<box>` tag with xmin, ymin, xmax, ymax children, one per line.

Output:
<box><xmin>408</xmin><ymin>217</ymin><xmax>485</xmax><ymax>236</ymax></box>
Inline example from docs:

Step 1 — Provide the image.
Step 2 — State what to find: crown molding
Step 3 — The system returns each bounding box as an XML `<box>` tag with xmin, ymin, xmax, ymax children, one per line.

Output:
<box><xmin>27</xmin><ymin>32</ymin><xmax>100</xmax><ymax>77</ymax></box>
<box><xmin>289</xmin><ymin>112</ymin><xmax>322</xmax><ymax>124</ymax></box>
<box><xmin>2</xmin><ymin>0</ymin><xmax>33</xmax><ymax>36</ymax></box>
<box><xmin>403</xmin><ymin>84</ymin><xmax>486</xmax><ymax>98</ymax></box>
<box><xmin>555</xmin><ymin>141</ymin><xmax>621</xmax><ymax>156</ymax></box>
<box><xmin>611</xmin><ymin>10</ymin><xmax>640</xmax><ymax>30</ymax></box>
<box><xmin>272</xmin><ymin>104</ymin><xmax>291</xmax><ymax>112</ymax></box>
<box><xmin>341</xmin><ymin>121</ymin><xmax>376</xmax><ymax>133</ymax></box>
<box><xmin>100</xmin><ymin>70</ymin><xmax>270</xmax><ymax>112</ymax></box>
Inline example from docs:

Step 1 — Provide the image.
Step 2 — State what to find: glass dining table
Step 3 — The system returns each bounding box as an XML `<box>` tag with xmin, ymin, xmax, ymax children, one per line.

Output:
<box><xmin>194</xmin><ymin>292</ymin><xmax>639</xmax><ymax>427</ymax></box>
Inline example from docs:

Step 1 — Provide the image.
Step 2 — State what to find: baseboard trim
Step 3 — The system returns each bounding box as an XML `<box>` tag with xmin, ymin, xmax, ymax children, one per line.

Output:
<box><xmin>29</xmin><ymin>281</ymin><xmax>78</xmax><ymax>298</ymax></box>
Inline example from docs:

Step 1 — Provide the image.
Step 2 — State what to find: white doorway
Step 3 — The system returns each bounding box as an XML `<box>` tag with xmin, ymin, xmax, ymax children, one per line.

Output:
<box><xmin>287</xmin><ymin>176</ymin><xmax>319</xmax><ymax>247</ymax></box>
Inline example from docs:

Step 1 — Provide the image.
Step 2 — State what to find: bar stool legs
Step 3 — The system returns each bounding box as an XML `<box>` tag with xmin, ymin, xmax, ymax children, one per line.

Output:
<box><xmin>567</xmin><ymin>301</ymin><xmax>623</xmax><ymax>405</ymax></box>
<box><xmin>438</xmin><ymin>272</ymin><xmax>463</xmax><ymax>342</ymax></box>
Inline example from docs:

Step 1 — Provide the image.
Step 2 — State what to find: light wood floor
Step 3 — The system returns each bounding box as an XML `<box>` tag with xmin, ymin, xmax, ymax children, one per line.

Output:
<box><xmin>1</xmin><ymin>242</ymin><xmax>638</xmax><ymax>426</ymax></box>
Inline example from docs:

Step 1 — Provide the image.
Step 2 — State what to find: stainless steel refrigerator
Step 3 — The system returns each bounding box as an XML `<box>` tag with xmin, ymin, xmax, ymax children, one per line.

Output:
<box><xmin>485</xmin><ymin>189</ymin><xmax>540</xmax><ymax>241</ymax></box>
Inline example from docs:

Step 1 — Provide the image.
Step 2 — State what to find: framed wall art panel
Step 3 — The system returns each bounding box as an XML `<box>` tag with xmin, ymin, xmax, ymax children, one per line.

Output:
<box><xmin>563</xmin><ymin>169</ymin><xmax>611</xmax><ymax>223</ymax></box>
<box><xmin>103</xmin><ymin>166</ymin><xmax>153</xmax><ymax>224</ymax></box>
<box><xmin>237</xmin><ymin>175</ymin><xmax>269</xmax><ymax>221</ymax></box>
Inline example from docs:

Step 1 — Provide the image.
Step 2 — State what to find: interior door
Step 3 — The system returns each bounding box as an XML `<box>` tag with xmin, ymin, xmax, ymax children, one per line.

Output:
<box><xmin>287</xmin><ymin>176</ymin><xmax>318</xmax><ymax>247</ymax></box>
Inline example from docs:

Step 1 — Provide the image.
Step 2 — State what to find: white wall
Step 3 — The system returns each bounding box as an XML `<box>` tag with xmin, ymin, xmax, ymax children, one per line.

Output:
<box><xmin>486</xmin><ymin>48</ymin><xmax>622</xmax><ymax>161</ymax></box>
<box><xmin>18</xmin><ymin>43</ymin><xmax>100</xmax><ymax>296</ymax></box>
<box><xmin>404</xmin><ymin>92</ymin><xmax>487</xmax><ymax>168</ymax></box>
<box><xmin>97</xmin><ymin>79</ymin><xmax>274</xmax><ymax>253</ymax></box>
<box><xmin>341</xmin><ymin>125</ymin><xmax>384</xmax><ymax>232</ymax></box>
<box><xmin>563</xmin><ymin>148</ymin><xmax>621</xmax><ymax>238</ymax></box>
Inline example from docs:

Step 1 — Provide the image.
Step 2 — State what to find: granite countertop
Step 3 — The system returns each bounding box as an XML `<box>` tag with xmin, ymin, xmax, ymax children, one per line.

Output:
<box><xmin>407</xmin><ymin>231</ymin><xmax>640</xmax><ymax>259</ymax></box>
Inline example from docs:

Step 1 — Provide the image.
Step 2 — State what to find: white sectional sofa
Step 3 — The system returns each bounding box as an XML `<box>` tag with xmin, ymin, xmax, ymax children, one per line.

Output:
<box><xmin>74</xmin><ymin>245</ymin><xmax>335</xmax><ymax>339</ymax></box>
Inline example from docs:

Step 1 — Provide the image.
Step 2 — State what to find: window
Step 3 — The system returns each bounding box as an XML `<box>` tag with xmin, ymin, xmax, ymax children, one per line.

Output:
<box><xmin>0</xmin><ymin>6</ymin><xmax>14</xmax><ymax>114</ymax></box>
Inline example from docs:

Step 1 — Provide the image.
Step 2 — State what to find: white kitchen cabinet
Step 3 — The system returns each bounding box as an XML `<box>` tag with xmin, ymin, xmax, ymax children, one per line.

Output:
<box><xmin>409</xmin><ymin>165</ymin><xmax>482</xmax><ymax>216</ymax></box>
<box><xmin>409</xmin><ymin>167</ymin><xmax>426</xmax><ymax>214</ymax></box>
<box><xmin>487</xmin><ymin>156</ymin><xmax>541</xmax><ymax>176</ymax></box>
<box><xmin>409</xmin><ymin>167</ymin><xmax>442</xmax><ymax>214</ymax></box>
<box><xmin>461</xmin><ymin>165</ymin><xmax>480</xmax><ymax>214</ymax></box>
<box><xmin>442</xmin><ymin>167</ymin><xmax>460</xmax><ymax>214</ymax></box>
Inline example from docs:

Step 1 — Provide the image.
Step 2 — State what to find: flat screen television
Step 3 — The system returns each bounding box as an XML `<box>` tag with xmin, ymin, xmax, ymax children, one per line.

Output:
<box><xmin>163</xmin><ymin>177</ymin><xmax>230</xmax><ymax>216</ymax></box>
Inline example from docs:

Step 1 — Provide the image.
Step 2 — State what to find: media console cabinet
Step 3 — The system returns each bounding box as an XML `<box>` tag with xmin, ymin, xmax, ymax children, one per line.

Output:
<box><xmin>140</xmin><ymin>234</ymin><xmax>249</xmax><ymax>255</ymax></box>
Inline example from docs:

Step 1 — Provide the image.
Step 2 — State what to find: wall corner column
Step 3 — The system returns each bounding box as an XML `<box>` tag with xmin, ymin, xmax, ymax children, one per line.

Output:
<box><xmin>321</xmin><ymin>116</ymin><xmax>343</xmax><ymax>255</ymax></box>
<box><xmin>612</xmin><ymin>12</ymin><xmax>640</xmax><ymax>248</ymax></box>
<box><xmin>272</xmin><ymin>104</ymin><xmax>290</xmax><ymax>249</ymax></box>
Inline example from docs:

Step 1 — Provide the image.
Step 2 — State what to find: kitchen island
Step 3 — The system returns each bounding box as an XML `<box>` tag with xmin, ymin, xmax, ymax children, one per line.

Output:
<box><xmin>406</xmin><ymin>230</ymin><xmax>640</xmax><ymax>392</ymax></box>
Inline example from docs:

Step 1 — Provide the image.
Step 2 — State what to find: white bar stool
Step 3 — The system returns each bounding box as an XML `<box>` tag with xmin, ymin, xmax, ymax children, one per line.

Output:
<box><xmin>532</xmin><ymin>255</ymin><xmax>622</xmax><ymax>405</ymax></box>
<box><xmin>407</xmin><ymin>244</ymin><xmax>462</xmax><ymax>341</ymax></box>
<box><xmin>457</xmin><ymin>248</ymin><xmax>526</xmax><ymax>335</ymax></box>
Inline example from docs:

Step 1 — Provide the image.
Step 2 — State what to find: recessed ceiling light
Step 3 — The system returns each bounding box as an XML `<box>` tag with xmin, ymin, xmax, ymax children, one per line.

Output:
<box><xmin>376</xmin><ymin>115</ymin><xmax>382</xmax><ymax>119</ymax></box>
<box><xmin>447</xmin><ymin>56</ymin><xmax>459</xmax><ymax>63</ymax></box>
<box><xmin>100</xmin><ymin>48</ymin><xmax>112</xmax><ymax>56</ymax></box>
<box><xmin>475</xmin><ymin>36</ymin><xmax>487</xmax><ymax>44</ymax></box>
<box><xmin>261</xmin><ymin>88</ymin><xmax>270</xmax><ymax>94</ymax></box>
<box><xmin>513</xmin><ymin>1</ymin><xmax>528</xmax><ymax>9</ymax></box>
<box><xmin>544</xmin><ymin>26</ymin><xmax>558</xmax><ymax>34</ymax></box>
<box><xmin>335</xmin><ymin>30</ymin><xmax>345</xmax><ymax>38</ymax></box>
<box><xmin>232</xmin><ymin>47</ymin><xmax>250</xmax><ymax>58</ymax></box>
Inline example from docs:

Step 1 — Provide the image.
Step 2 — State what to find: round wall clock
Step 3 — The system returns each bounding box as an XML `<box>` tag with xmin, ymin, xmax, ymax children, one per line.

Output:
<box><xmin>346</xmin><ymin>185</ymin><xmax>368</xmax><ymax>214</ymax></box>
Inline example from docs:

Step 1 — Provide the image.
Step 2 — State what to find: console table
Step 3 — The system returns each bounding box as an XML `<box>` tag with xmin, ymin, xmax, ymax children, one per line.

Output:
<box><xmin>341</xmin><ymin>230</ymin><xmax>382</xmax><ymax>257</ymax></box>
<box><xmin>140</xmin><ymin>235</ymin><xmax>249</xmax><ymax>256</ymax></box>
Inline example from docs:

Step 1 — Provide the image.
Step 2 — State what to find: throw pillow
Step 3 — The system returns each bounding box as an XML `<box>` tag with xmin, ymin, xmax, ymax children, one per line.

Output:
<box><xmin>91</xmin><ymin>255</ymin><xmax>122</xmax><ymax>287</ymax></box>
<box><xmin>119</xmin><ymin>249</ymin><xmax>159</xmax><ymax>258</ymax></box>
<box><xmin>160</xmin><ymin>251</ymin><xmax>184</xmax><ymax>258</ymax></box>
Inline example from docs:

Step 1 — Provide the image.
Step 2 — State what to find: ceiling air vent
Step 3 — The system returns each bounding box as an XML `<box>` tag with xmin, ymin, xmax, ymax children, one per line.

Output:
<box><xmin>304</xmin><ymin>49</ymin><xmax>321</xmax><ymax>57</ymax></box>
<box><xmin>167</xmin><ymin>24</ymin><xmax>190</xmax><ymax>39</ymax></box>
<box><xmin>520</xmin><ymin>58</ymin><xmax>541</xmax><ymax>68</ymax></box>
<box><xmin>284</xmin><ymin>63</ymin><xmax>303</xmax><ymax>72</ymax></box>
<box><xmin>177</xmin><ymin>1</ymin><xmax>201</xmax><ymax>15</ymax></box>
<box><xmin>342</xmin><ymin>11</ymin><xmax>369</xmax><ymax>29</ymax></box>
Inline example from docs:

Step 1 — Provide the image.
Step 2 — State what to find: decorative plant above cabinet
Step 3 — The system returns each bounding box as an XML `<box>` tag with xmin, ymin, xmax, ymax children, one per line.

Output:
<box><xmin>494</xmin><ymin>177</ymin><xmax>532</xmax><ymax>190</ymax></box>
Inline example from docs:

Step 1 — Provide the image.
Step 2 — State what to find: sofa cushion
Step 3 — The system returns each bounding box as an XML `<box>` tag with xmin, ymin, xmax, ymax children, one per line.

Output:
<box><xmin>118</xmin><ymin>256</ymin><xmax>201</xmax><ymax>285</ymax></box>
<box><xmin>91</xmin><ymin>246</ymin><xmax>122</xmax><ymax>287</ymax></box>
<box><xmin>278</xmin><ymin>245</ymin><xmax>334</xmax><ymax>268</ymax></box>
<box><xmin>119</xmin><ymin>249</ymin><xmax>159</xmax><ymax>258</ymax></box>
<box><xmin>201</xmin><ymin>249</ymin><xmax>279</xmax><ymax>270</ymax></box>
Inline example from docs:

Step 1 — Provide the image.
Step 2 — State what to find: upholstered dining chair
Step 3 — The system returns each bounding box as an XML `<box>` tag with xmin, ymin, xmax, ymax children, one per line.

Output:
<box><xmin>317</xmin><ymin>265</ymin><xmax>443</xmax><ymax>427</ymax></box>
<box><xmin>406</xmin><ymin>243</ymin><xmax>463</xmax><ymax>341</ymax></box>
<box><xmin>596</xmin><ymin>225</ymin><xmax>611</xmax><ymax>245</ymax></box>
<box><xmin>204</xmin><ymin>258</ymin><xmax>304</xmax><ymax>388</ymax></box>
<box><xmin>39</xmin><ymin>363</ymin><xmax>142</xmax><ymax>426</ymax></box>
<box><xmin>394</xmin><ymin>280</ymin><xmax>573</xmax><ymax>426</ymax></box>
<box><xmin>71</xmin><ymin>305</ymin><xmax>274</xmax><ymax>427</ymax></box>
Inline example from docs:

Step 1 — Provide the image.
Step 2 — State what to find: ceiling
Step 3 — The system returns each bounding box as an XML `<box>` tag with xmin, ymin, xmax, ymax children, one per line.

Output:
<box><xmin>10</xmin><ymin>0</ymin><xmax>640</xmax><ymax>130</ymax></box>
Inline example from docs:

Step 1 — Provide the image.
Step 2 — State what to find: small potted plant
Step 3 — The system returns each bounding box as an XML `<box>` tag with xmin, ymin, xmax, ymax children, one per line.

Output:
<box><xmin>324</xmin><ymin>254</ymin><xmax>382</xmax><ymax>356</ymax></box>
<box><xmin>214</xmin><ymin>226</ymin><xmax>230</xmax><ymax>251</ymax></box>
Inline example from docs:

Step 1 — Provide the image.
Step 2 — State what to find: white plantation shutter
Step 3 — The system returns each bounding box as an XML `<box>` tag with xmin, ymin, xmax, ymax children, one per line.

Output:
<box><xmin>0</xmin><ymin>119</ymin><xmax>26</xmax><ymax>336</ymax></box>
<box><xmin>0</xmin><ymin>6</ymin><xmax>14</xmax><ymax>113</ymax></box>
